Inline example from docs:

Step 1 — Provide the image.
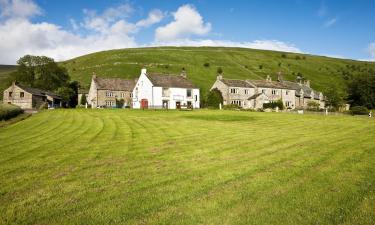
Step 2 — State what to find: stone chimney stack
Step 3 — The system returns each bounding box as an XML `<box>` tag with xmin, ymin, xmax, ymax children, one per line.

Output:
<box><xmin>92</xmin><ymin>72</ymin><xmax>97</xmax><ymax>79</ymax></box>
<box><xmin>217</xmin><ymin>74</ymin><xmax>223</xmax><ymax>80</ymax></box>
<box><xmin>141</xmin><ymin>68</ymin><xmax>147</xmax><ymax>75</ymax></box>
<box><xmin>277</xmin><ymin>71</ymin><xmax>283</xmax><ymax>82</ymax></box>
<box><xmin>266</xmin><ymin>75</ymin><xmax>272</xmax><ymax>82</ymax></box>
<box><xmin>180</xmin><ymin>68</ymin><xmax>187</xmax><ymax>78</ymax></box>
<box><xmin>304</xmin><ymin>80</ymin><xmax>310</xmax><ymax>87</ymax></box>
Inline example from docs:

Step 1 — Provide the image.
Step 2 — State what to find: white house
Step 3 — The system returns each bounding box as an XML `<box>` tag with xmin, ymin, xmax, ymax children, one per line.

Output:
<box><xmin>132</xmin><ymin>69</ymin><xmax>200</xmax><ymax>109</ymax></box>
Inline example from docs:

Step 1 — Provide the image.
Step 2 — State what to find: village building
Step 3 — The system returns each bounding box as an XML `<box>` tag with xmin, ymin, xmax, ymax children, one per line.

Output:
<box><xmin>87</xmin><ymin>75</ymin><xmax>136</xmax><ymax>108</ymax></box>
<box><xmin>132</xmin><ymin>69</ymin><xmax>200</xmax><ymax>109</ymax></box>
<box><xmin>210</xmin><ymin>73</ymin><xmax>325</xmax><ymax>110</ymax></box>
<box><xmin>2</xmin><ymin>82</ymin><xmax>62</xmax><ymax>109</ymax></box>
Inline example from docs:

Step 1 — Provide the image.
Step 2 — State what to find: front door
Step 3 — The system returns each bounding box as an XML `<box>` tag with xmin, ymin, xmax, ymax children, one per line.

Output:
<box><xmin>141</xmin><ymin>99</ymin><xmax>148</xmax><ymax>109</ymax></box>
<box><xmin>162</xmin><ymin>100</ymin><xmax>169</xmax><ymax>109</ymax></box>
<box><xmin>176</xmin><ymin>101</ymin><xmax>181</xmax><ymax>109</ymax></box>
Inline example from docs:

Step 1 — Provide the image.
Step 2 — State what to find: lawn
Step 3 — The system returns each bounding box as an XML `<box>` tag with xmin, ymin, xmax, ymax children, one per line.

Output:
<box><xmin>1</xmin><ymin>109</ymin><xmax>375</xmax><ymax>225</ymax></box>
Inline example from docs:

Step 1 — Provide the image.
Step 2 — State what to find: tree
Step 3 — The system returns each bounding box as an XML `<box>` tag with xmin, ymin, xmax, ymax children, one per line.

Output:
<box><xmin>80</xmin><ymin>94</ymin><xmax>87</xmax><ymax>105</ymax></box>
<box><xmin>347</xmin><ymin>72</ymin><xmax>375</xmax><ymax>109</ymax></box>
<box><xmin>307</xmin><ymin>101</ymin><xmax>320</xmax><ymax>111</ymax></box>
<box><xmin>324</xmin><ymin>83</ymin><xmax>346</xmax><ymax>110</ymax></box>
<box><xmin>116</xmin><ymin>99</ymin><xmax>125</xmax><ymax>108</ymax></box>
<box><xmin>217</xmin><ymin>67</ymin><xmax>223</xmax><ymax>74</ymax></box>
<box><xmin>206</xmin><ymin>88</ymin><xmax>223</xmax><ymax>108</ymax></box>
<box><xmin>15</xmin><ymin>55</ymin><xmax>70</xmax><ymax>91</ymax></box>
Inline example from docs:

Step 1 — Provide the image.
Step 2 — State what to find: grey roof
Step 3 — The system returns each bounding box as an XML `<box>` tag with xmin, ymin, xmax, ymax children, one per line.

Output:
<box><xmin>220</xmin><ymin>79</ymin><xmax>255</xmax><ymax>88</ymax></box>
<box><xmin>282</xmin><ymin>81</ymin><xmax>315</xmax><ymax>98</ymax></box>
<box><xmin>16</xmin><ymin>83</ymin><xmax>45</xmax><ymax>96</ymax></box>
<box><xmin>248</xmin><ymin>93</ymin><xmax>264</xmax><ymax>100</ymax></box>
<box><xmin>146</xmin><ymin>73</ymin><xmax>197</xmax><ymax>88</ymax></box>
<box><xmin>247</xmin><ymin>80</ymin><xmax>289</xmax><ymax>89</ymax></box>
<box><xmin>16</xmin><ymin>83</ymin><xmax>61</xmax><ymax>99</ymax></box>
<box><xmin>94</xmin><ymin>77</ymin><xmax>136</xmax><ymax>91</ymax></box>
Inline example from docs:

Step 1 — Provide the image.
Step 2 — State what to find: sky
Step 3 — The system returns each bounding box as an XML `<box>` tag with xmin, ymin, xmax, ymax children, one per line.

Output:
<box><xmin>0</xmin><ymin>0</ymin><xmax>374</xmax><ymax>64</ymax></box>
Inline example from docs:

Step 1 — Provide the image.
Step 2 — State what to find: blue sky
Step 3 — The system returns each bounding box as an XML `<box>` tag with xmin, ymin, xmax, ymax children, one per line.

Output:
<box><xmin>0</xmin><ymin>0</ymin><xmax>374</xmax><ymax>64</ymax></box>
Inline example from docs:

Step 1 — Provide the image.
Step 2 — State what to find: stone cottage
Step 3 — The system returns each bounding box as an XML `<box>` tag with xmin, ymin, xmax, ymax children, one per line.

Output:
<box><xmin>87</xmin><ymin>74</ymin><xmax>136</xmax><ymax>108</ymax></box>
<box><xmin>3</xmin><ymin>82</ymin><xmax>62</xmax><ymax>109</ymax></box>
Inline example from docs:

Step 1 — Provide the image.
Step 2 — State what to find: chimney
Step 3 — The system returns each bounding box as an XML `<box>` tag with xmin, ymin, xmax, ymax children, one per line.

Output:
<box><xmin>305</xmin><ymin>80</ymin><xmax>310</xmax><ymax>87</ymax></box>
<box><xmin>277</xmin><ymin>71</ymin><xmax>283</xmax><ymax>82</ymax></box>
<box><xmin>217</xmin><ymin>74</ymin><xmax>223</xmax><ymax>80</ymax></box>
<box><xmin>92</xmin><ymin>72</ymin><xmax>97</xmax><ymax>79</ymax></box>
<box><xmin>12</xmin><ymin>81</ymin><xmax>16</xmax><ymax>86</ymax></box>
<box><xmin>141</xmin><ymin>68</ymin><xmax>147</xmax><ymax>75</ymax></box>
<box><xmin>180</xmin><ymin>68</ymin><xmax>187</xmax><ymax>78</ymax></box>
<box><xmin>266</xmin><ymin>75</ymin><xmax>272</xmax><ymax>82</ymax></box>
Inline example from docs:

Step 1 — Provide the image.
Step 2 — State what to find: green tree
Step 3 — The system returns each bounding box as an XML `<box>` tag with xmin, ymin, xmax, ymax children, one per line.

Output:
<box><xmin>80</xmin><ymin>94</ymin><xmax>87</xmax><ymax>105</ymax></box>
<box><xmin>15</xmin><ymin>55</ymin><xmax>70</xmax><ymax>91</ymax></box>
<box><xmin>116</xmin><ymin>99</ymin><xmax>125</xmax><ymax>108</ymax></box>
<box><xmin>206</xmin><ymin>88</ymin><xmax>223</xmax><ymax>108</ymax></box>
<box><xmin>324</xmin><ymin>83</ymin><xmax>346</xmax><ymax>110</ymax></box>
<box><xmin>347</xmin><ymin>71</ymin><xmax>375</xmax><ymax>109</ymax></box>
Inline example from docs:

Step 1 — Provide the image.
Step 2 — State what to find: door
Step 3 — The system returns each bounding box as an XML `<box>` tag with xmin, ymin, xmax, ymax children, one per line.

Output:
<box><xmin>176</xmin><ymin>101</ymin><xmax>181</xmax><ymax>109</ymax></box>
<box><xmin>162</xmin><ymin>100</ymin><xmax>169</xmax><ymax>109</ymax></box>
<box><xmin>141</xmin><ymin>99</ymin><xmax>148</xmax><ymax>109</ymax></box>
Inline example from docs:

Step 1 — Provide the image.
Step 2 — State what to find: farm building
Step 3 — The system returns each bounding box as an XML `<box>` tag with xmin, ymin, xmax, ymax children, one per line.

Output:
<box><xmin>211</xmin><ymin>73</ymin><xmax>325</xmax><ymax>110</ymax></box>
<box><xmin>132</xmin><ymin>69</ymin><xmax>200</xmax><ymax>109</ymax></box>
<box><xmin>3</xmin><ymin>82</ymin><xmax>62</xmax><ymax>109</ymax></box>
<box><xmin>87</xmin><ymin>74</ymin><xmax>136</xmax><ymax>108</ymax></box>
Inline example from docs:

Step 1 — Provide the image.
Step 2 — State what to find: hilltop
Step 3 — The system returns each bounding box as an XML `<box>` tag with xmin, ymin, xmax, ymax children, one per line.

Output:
<box><xmin>2</xmin><ymin>47</ymin><xmax>375</xmax><ymax>98</ymax></box>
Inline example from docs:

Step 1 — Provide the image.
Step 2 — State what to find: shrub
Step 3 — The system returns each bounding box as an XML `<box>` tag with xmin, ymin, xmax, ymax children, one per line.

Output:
<box><xmin>295</xmin><ymin>55</ymin><xmax>301</xmax><ymax>60</ymax></box>
<box><xmin>259</xmin><ymin>65</ymin><xmax>263</xmax><ymax>69</ymax></box>
<box><xmin>203</xmin><ymin>62</ymin><xmax>210</xmax><ymax>67</ymax></box>
<box><xmin>307</xmin><ymin>101</ymin><xmax>320</xmax><ymax>111</ymax></box>
<box><xmin>217</xmin><ymin>67</ymin><xmax>223</xmax><ymax>74</ymax></box>
<box><xmin>116</xmin><ymin>99</ymin><xmax>125</xmax><ymax>108</ymax></box>
<box><xmin>263</xmin><ymin>100</ymin><xmax>284</xmax><ymax>110</ymax></box>
<box><xmin>349</xmin><ymin>106</ymin><xmax>369</xmax><ymax>115</ymax></box>
<box><xmin>0</xmin><ymin>104</ymin><xmax>24</xmax><ymax>120</ymax></box>
<box><xmin>281</xmin><ymin>53</ymin><xmax>287</xmax><ymax>58</ymax></box>
<box><xmin>80</xmin><ymin>94</ymin><xmax>87</xmax><ymax>105</ymax></box>
<box><xmin>206</xmin><ymin>88</ymin><xmax>223</xmax><ymax>108</ymax></box>
<box><xmin>223</xmin><ymin>104</ymin><xmax>241</xmax><ymax>110</ymax></box>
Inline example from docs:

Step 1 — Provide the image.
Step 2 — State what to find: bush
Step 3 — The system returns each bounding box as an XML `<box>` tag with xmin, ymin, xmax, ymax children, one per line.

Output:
<box><xmin>203</xmin><ymin>62</ymin><xmax>210</xmax><ymax>67</ymax></box>
<box><xmin>263</xmin><ymin>100</ymin><xmax>284</xmax><ymax>110</ymax></box>
<box><xmin>281</xmin><ymin>53</ymin><xmax>287</xmax><ymax>58</ymax></box>
<box><xmin>223</xmin><ymin>104</ymin><xmax>241</xmax><ymax>110</ymax></box>
<box><xmin>349</xmin><ymin>106</ymin><xmax>369</xmax><ymax>115</ymax></box>
<box><xmin>307</xmin><ymin>101</ymin><xmax>320</xmax><ymax>111</ymax></box>
<box><xmin>0</xmin><ymin>104</ymin><xmax>24</xmax><ymax>120</ymax></box>
<box><xmin>206</xmin><ymin>88</ymin><xmax>223</xmax><ymax>108</ymax></box>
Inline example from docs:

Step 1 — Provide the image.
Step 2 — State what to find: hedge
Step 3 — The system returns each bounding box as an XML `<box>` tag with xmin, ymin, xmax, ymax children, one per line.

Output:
<box><xmin>349</xmin><ymin>106</ymin><xmax>369</xmax><ymax>115</ymax></box>
<box><xmin>0</xmin><ymin>104</ymin><xmax>24</xmax><ymax>120</ymax></box>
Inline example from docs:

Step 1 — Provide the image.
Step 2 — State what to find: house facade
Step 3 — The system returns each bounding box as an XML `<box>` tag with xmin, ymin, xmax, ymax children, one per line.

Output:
<box><xmin>87</xmin><ymin>75</ymin><xmax>136</xmax><ymax>108</ymax></box>
<box><xmin>132</xmin><ymin>69</ymin><xmax>200</xmax><ymax>109</ymax></box>
<box><xmin>211</xmin><ymin>73</ymin><xmax>325</xmax><ymax>110</ymax></box>
<box><xmin>3</xmin><ymin>82</ymin><xmax>62</xmax><ymax>109</ymax></box>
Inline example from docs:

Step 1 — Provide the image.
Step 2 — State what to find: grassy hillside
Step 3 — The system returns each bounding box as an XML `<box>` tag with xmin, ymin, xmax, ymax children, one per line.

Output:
<box><xmin>61</xmin><ymin>47</ymin><xmax>375</xmax><ymax>95</ymax></box>
<box><xmin>0</xmin><ymin>65</ymin><xmax>16</xmax><ymax>100</ymax></box>
<box><xmin>1</xmin><ymin>109</ymin><xmax>375</xmax><ymax>224</ymax></box>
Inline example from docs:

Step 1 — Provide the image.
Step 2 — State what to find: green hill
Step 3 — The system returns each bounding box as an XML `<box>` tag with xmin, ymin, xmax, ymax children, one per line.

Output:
<box><xmin>61</xmin><ymin>47</ymin><xmax>375</xmax><ymax>95</ymax></box>
<box><xmin>0</xmin><ymin>65</ymin><xmax>17</xmax><ymax>100</ymax></box>
<box><xmin>2</xmin><ymin>47</ymin><xmax>375</xmax><ymax>99</ymax></box>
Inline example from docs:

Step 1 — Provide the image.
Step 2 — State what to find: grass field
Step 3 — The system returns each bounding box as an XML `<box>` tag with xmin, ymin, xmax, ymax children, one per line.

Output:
<box><xmin>1</xmin><ymin>109</ymin><xmax>375</xmax><ymax>225</ymax></box>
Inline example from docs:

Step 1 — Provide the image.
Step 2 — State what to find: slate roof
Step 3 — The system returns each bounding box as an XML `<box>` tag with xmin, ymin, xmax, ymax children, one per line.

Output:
<box><xmin>16</xmin><ymin>83</ymin><xmax>61</xmax><ymax>99</ymax></box>
<box><xmin>248</xmin><ymin>93</ymin><xmax>265</xmax><ymax>100</ymax></box>
<box><xmin>94</xmin><ymin>77</ymin><xmax>136</xmax><ymax>91</ymax></box>
<box><xmin>282</xmin><ymin>81</ymin><xmax>316</xmax><ymax>98</ymax></box>
<box><xmin>146</xmin><ymin>73</ymin><xmax>198</xmax><ymax>89</ymax></box>
<box><xmin>247</xmin><ymin>80</ymin><xmax>289</xmax><ymax>89</ymax></box>
<box><xmin>220</xmin><ymin>79</ymin><xmax>255</xmax><ymax>88</ymax></box>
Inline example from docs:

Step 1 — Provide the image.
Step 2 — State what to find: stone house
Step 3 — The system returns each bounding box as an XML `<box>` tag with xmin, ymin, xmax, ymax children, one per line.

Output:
<box><xmin>3</xmin><ymin>82</ymin><xmax>62</xmax><ymax>109</ymax></box>
<box><xmin>210</xmin><ymin>73</ymin><xmax>325</xmax><ymax>110</ymax></box>
<box><xmin>87</xmin><ymin>75</ymin><xmax>136</xmax><ymax>108</ymax></box>
<box><xmin>132</xmin><ymin>69</ymin><xmax>200</xmax><ymax>109</ymax></box>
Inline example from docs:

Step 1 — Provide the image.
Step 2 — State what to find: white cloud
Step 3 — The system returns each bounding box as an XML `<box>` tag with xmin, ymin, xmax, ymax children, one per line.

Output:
<box><xmin>151</xmin><ymin>39</ymin><xmax>301</xmax><ymax>53</ymax></box>
<box><xmin>323</xmin><ymin>17</ymin><xmax>337</xmax><ymax>28</ymax></box>
<box><xmin>136</xmin><ymin>9</ymin><xmax>164</xmax><ymax>28</ymax></box>
<box><xmin>155</xmin><ymin>4</ymin><xmax>211</xmax><ymax>41</ymax></box>
<box><xmin>0</xmin><ymin>0</ymin><xmax>41</xmax><ymax>18</ymax></box>
<box><xmin>0</xmin><ymin>1</ymin><xmax>165</xmax><ymax>64</ymax></box>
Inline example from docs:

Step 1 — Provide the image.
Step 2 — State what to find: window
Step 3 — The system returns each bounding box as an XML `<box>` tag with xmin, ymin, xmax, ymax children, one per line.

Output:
<box><xmin>231</xmin><ymin>100</ymin><xmax>242</xmax><ymax>106</ymax></box>
<box><xmin>195</xmin><ymin>95</ymin><xmax>198</xmax><ymax>101</ymax></box>
<box><xmin>106</xmin><ymin>101</ymin><xmax>115</xmax><ymax>107</ymax></box>
<box><xmin>286</xmin><ymin>101</ymin><xmax>292</xmax><ymax>107</ymax></box>
<box><xmin>244</xmin><ymin>89</ymin><xmax>249</xmax><ymax>95</ymax></box>
<box><xmin>130</xmin><ymin>93</ymin><xmax>133</xmax><ymax>98</ymax></box>
<box><xmin>106</xmin><ymin>91</ymin><xmax>113</xmax><ymax>97</ymax></box>
<box><xmin>187</xmin><ymin>89</ymin><xmax>192</xmax><ymax>97</ymax></box>
<box><xmin>120</xmin><ymin>92</ymin><xmax>124</xmax><ymax>98</ymax></box>
<box><xmin>9</xmin><ymin>92</ymin><xmax>12</xmax><ymax>97</ymax></box>
<box><xmin>272</xmin><ymin>89</ymin><xmax>277</xmax><ymax>95</ymax></box>
<box><xmin>285</xmin><ymin>90</ymin><xmax>289</xmax><ymax>95</ymax></box>
<box><xmin>262</xmin><ymin>89</ymin><xmax>266</xmax><ymax>94</ymax></box>
<box><xmin>20</xmin><ymin>92</ymin><xmax>24</xmax><ymax>98</ymax></box>
<box><xmin>230</xmin><ymin>88</ymin><xmax>238</xmax><ymax>94</ymax></box>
